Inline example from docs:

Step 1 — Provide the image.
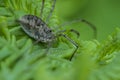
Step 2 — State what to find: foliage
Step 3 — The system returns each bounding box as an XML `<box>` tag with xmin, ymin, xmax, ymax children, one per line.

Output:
<box><xmin>0</xmin><ymin>0</ymin><xmax>120</xmax><ymax>80</ymax></box>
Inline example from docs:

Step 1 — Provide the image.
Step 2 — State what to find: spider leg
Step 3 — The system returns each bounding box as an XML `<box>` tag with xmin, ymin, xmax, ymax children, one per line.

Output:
<box><xmin>44</xmin><ymin>42</ymin><xmax>53</xmax><ymax>54</ymax></box>
<box><xmin>81</xmin><ymin>19</ymin><xmax>97</xmax><ymax>38</ymax></box>
<box><xmin>40</xmin><ymin>0</ymin><xmax>45</xmax><ymax>18</ymax></box>
<box><xmin>69</xmin><ymin>29</ymin><xmax>80</xmax><ymax>38</ymax></box>
<box><xmin>30</xmin><ymin>41</ymin><xmax>52</xmax><ymax>60</ymax></box>
<box><xmin>33</xmin><ymin>40</ymin><xmax>40</xmax><ymax>45</ymax></box>
<box><xmin>57</xmin><ymin>29</ymin><xmax>80</xmax><ymax>38</ymax></box>
<box><xmin>59</xmin><ymin>33</ymin><xmax>79</xmax><ymax>61</ymax></box>
<box><xmin>57</xmin><ymin>19</ymin><xmax>97</xmax><ymax>39</ymax></box>
<box><xmin>34</xmin><ymin>40</ymin><xmax>53</xmax><ymax>55</ymax></box>
<box><xmin>46</xmin><ymin>0</ymin><xmax>56</xmax><ymax>23</ymax></box>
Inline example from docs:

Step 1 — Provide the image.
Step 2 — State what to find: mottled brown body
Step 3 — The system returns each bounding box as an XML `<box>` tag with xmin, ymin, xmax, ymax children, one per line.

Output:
<box><xmin>18</xmin><ymin>15</ymin><xmax>55</xmax><ymax>43</ymax></box>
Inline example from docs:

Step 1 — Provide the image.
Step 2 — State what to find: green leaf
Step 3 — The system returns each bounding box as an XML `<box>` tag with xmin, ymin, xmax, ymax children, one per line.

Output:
<box><xmin>74</xmin><ymin>28</ymin><xmax>120</xmax><ymax>80</ymax></box>
<box><xmin>0</xmin><ymin>0</ymin><xmax>120</xmax><ymax>80</ymax></box>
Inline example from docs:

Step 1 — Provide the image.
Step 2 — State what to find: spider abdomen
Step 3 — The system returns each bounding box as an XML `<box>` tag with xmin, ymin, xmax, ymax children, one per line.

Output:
<box><xmin>17</xmin><ymin>15</ymin><xmax>55</xmax><ymax>43</ymax></box>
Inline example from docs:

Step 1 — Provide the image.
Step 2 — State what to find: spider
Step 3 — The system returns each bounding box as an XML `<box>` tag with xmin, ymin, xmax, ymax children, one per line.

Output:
<box><xmin>17</xmin><ymin>0</ymin><xmax>97</xmax><ymax>61</ymax></box>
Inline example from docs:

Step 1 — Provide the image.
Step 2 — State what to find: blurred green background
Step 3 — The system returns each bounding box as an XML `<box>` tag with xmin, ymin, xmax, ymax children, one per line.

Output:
<box><xmin>55</xmin><ymin>0</ymin><xmax>120</xmax><ymax>41</ymax></box>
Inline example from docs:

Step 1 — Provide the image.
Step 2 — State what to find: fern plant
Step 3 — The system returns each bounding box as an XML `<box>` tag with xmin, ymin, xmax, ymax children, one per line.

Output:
<box><xmin>0</xmin><ymin>0</ymin><xmax>120</xmax><ymax>80</ymax></box>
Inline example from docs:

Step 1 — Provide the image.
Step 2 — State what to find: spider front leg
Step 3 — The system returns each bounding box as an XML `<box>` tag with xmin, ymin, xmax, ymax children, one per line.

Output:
<box><xmin>58</xmin><ymin>33</ymin><xmax>79</xmax><ymax>61</ymax></box>
<box><xmin>57</xmin><ymin>19</ymin><xmax>97</xmax><ymax>39</ymax></box>
<box><xmin>57</xmin><ymin>29</ymin><xmax>80</xmax><ymax>38</ymax></box>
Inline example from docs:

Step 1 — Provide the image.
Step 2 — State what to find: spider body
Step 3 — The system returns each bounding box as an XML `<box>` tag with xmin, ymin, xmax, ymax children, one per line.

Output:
<box><xmin>18</xmin><ymin>15</ymin><xmax>55</xmax><ymax>43</ymax></box>
<box><xmin>17</xmin><ymin>0</ymin><xmax>96</xmax><ymax>61</ymax></box>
